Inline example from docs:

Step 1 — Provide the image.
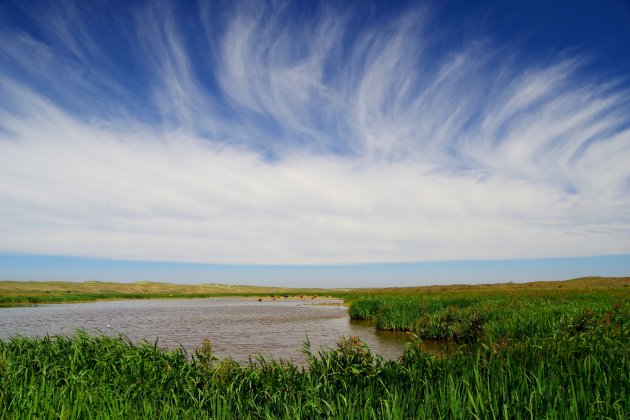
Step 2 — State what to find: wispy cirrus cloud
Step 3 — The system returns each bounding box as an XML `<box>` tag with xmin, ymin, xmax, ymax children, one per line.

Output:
<box><xmin>0</xmin><ymin>0</ymin><xmax>628</xmax><ymax>265</ymax></box>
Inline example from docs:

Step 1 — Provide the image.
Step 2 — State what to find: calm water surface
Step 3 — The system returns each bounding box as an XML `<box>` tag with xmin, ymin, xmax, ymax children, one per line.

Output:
<box><xmin>0</xmin><ymin>298</ymin><xmax>409</xmax><ymax>363</ymax></box>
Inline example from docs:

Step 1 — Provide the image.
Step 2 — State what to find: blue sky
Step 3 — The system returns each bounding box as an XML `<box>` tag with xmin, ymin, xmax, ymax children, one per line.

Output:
<box><xmin>1</xmin><ymin>0</ymin><xmax>629</xmax><ymax>286</ymax></box>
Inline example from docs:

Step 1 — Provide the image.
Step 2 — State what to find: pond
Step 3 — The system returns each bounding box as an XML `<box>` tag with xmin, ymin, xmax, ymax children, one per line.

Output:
<box><xmin>0</xmin><ymin>298</ymin><xmax>410</xmax><ymax>363</ymax></box>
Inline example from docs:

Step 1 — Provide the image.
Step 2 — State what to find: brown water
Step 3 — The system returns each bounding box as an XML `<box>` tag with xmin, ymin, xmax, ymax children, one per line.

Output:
<box><xmin>0</xmin><ymin>298</ymin><xmax>409</xmax><ymax>363</ymax></box>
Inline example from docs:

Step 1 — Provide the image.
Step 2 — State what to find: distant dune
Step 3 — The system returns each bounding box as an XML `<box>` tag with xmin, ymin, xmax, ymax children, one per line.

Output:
<box><xmin>349</xmin><ymin>276</ymin><xmax>630</xmax><ymax>295</ymax></box>
<box><xmin>1</xmin><ymin>276</ymin><xmax>628</xmax><ymax>300</ymax></box>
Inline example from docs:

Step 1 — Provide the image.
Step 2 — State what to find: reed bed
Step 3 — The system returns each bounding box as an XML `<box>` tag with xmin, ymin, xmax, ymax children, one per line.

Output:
<box><xmin>348</xmin><ymin>290</ymin><xmax>628</xmax><ymax>342</ymax></box>
<box><xmin>1</xmin><ymin>289</ymin><xmax>628</xmax><ymax>418</ymax></box>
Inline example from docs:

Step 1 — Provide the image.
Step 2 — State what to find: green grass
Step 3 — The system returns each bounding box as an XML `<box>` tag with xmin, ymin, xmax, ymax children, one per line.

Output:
<box><xmin>348</xmin><ymin>290</ymin><xmax>629</xmax><ymax>342</ymax></box>
<box><xmin>1</xmin><ymin>280</ymin><xmax>628</xmax><ymax>418</ymax></box>
<box><xmin>0</xmin><ymin>280</ymin><xmax>335</xmax><ymax>305</ymax></box>
<box><xmin>0</xmin><ymin>323</ymin><xmax>627</xmax><ymax>419</ymax></box>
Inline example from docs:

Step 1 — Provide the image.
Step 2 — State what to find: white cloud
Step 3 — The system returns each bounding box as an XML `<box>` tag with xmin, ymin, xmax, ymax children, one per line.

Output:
<box><xmin>0</xmin><ymin>1</ymin><xmax>629</xmax><ymax>264</ymax></box>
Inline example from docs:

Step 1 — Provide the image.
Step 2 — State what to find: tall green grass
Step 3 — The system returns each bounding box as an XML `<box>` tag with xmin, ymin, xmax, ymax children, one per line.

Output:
<box><xmin>349</xmin><ymin>291</ymin><xmax>628</xmax><ymax>342</ymax></box>
<box><xmin>1</xmin><ymin>323</ymin><xmax>628</xmax><ymax>418</ymax></box>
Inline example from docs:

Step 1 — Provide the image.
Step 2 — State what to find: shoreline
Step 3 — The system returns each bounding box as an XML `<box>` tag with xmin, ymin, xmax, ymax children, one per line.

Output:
<box><xmin>0</xmin><ymin>293</ymin><xmax>345</xmax><ymax>307</ymax></box>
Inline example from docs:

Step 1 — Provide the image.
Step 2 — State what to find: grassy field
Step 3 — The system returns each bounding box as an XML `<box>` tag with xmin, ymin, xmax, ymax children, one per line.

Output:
<box><xmin>0</xmin><ymin>280</ymin><xmax>334</xmax><ymax>304</ymax></box>
<box><xmin>0</xmin><ymin>277</ymin><xmax>628</xmax><ymax>418</ymax></box>
<box><xmin>1</xmin><ymin>276</ymin><xmax>627</xmax><ymax>304</ymax></box>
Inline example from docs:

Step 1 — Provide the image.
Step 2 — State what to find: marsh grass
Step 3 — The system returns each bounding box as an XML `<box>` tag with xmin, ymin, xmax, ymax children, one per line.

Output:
<box><xmin>348</xmin><ymin>291</ymin><xmax>628</xmax><ymax>342</ymax></box>
<box><xmin>1</xmin><ymin>315</ymin><xmax>628</xmax><ymax>419</ymax></box>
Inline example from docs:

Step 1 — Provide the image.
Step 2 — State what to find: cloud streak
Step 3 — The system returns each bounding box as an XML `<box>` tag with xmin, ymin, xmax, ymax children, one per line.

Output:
<box><xmin>0</xmin><ymin>0</ymin><xmax>629</xmax><ymax>265</ymax></box>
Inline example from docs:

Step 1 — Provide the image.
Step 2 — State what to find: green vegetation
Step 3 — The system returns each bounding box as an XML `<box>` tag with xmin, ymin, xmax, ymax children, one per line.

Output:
<box><xmin>1</xmin><ymin>276</ymin><xmax>627</xmax><ymax>304</ymax></box>
<box><xmin>347</xmin><ymin>289</ymin><xmax>628</xmax><ymax>342</ymax></box>
<box><xmin>1</xmin><ymin>317</ymin><xmax>627</xmax><ymax>418</ymax></box>
<box><xmin>0</xmin><ymin>277</ymin><xmax>628</xmax><ymax>418</ymax></box>
<box><xmin>0</xmin><ymin>280</ymin><xmax>332</xmax><ymax>305</ymax></box>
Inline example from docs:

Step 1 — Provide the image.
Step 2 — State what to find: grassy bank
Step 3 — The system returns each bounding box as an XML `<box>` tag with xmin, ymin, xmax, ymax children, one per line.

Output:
<box><xmin>0</xmin><ymin>280</ymin><xmax>333</xmax><ymax>304</ymax></box>
<box><xmin>1</xmin><ymin>279</ymin><xmax>628</xmax><ymax>418</ymax></box>
<box><xmin>347</xmin><ymin>289</ymin><xmax>629</xmax><ymax>342</ymax></box>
